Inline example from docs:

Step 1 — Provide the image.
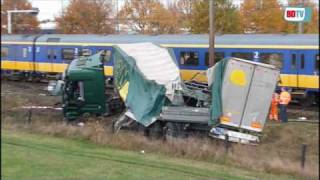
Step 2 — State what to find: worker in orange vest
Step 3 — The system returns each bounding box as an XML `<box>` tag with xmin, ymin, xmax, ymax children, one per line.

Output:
<box><xmin>269</xmin><ymin>92</ymin><xmax>279</xmax><ymax>121</ymax></box>
<box><xmin>279</xmin><ymin>87</ymin><xmax>291</xmax><ymax>123</ymax></box>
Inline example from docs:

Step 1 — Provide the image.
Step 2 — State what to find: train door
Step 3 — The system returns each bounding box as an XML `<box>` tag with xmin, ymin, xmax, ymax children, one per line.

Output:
<box><xmin>47</xmin><ymin>48</ymin><xmax>57</xmax><ymax>73</ymax></box>
<box><xmin>289</xmin><ymin>51</ymin><xmax>305</xmax><ymax>88</ymax></box>
<box><xmin>314</xmin><ymin>54</ymin><xmax>319</xmax><ymax>76</ymax></box>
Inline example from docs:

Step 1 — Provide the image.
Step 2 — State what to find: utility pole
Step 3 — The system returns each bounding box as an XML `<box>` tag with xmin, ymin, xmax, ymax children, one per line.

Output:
<box><xmin>7</xmin><ymin>11</ymin><xmax>12</xmax><ymax>34</ymax></box>
<box><xmin>298</xmin><ymin>0</ymin><xmax>304</xmax><ymax>34</ymax></box>
<box><xmin>61</xmin><ymin>0</ymin><xmax>63</xmax><ymax>15</ymax></box>
<box><xmin>209</xmin><ymin>0</ymin><xmax>215</xmax><ymax>67</ymax></box>
<box><xmin>116</xmin><ymin>0</ymin><xmax>119</xmax><ymax>34</ymax></box>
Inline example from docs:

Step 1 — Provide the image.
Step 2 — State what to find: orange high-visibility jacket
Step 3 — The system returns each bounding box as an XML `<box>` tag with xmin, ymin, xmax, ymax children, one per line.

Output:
<box><xmin>279</xmin><ymin>91</ymin><xmax>291</xmax><ymax>105</ymax></box>
<box><xmin>271</xmin><ymin>93</ymin><xmax>279</xmax><ymax>105</ymax></box>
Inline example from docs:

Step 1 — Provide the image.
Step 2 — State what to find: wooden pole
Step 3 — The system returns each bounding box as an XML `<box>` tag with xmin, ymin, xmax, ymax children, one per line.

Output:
<box><xmin>300</xmin><ymin>143</ymin><xmax>307</xmax><ymax>169</ymax></box>
<box><xmin>225</xmin><ymin>134</ymin><xmax>229</xmax><ymax>154</ymax></box>
<box><xmin>209</xmin><ymin>0</ymin><xmax>215</xmax><ymax>67</ymax></box>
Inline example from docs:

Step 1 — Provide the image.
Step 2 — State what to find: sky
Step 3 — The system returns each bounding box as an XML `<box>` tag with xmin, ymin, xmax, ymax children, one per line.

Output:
<box><xmin>29</xmin><ymin>0</ymin><xmax>70</xmax><ymax>21</ymax></box>
<box><xmin>29</xmin><ymin>0</ymin><xmax>318</xmax><ymax>25</ymax></box>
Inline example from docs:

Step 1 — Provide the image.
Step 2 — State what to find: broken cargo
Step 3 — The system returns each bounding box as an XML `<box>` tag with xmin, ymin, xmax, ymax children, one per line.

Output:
<box><xmin>61</xmin><ymin>43</ymin><xmax>280</xmax><ymax>144</ymax></box>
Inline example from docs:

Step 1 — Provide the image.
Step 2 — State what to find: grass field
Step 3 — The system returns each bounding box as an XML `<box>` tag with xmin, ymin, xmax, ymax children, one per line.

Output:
<box><xmin>2</xmin><ymin>129</ymin><xmax>305</xmax><ymax>180</ymax></box>
<box><xmin>1</xmin><ymin>81</ymin><xmax>319</xmax><ymax>180</ymax></box>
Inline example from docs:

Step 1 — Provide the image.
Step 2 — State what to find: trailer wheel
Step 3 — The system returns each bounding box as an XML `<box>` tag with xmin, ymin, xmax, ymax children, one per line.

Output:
<box><xmin>164</xmin><ymin>122</ymin><xmax>179</xmax><ymax>139</ymax></box>
<box><xmin>148</xmin><ymin>122</ymin><xmax>163</xmax><ymax>139</ymax></box>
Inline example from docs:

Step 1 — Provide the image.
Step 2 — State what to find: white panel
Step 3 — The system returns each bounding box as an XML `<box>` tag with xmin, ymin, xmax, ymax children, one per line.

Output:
<box><xmin>116</xmin><ymin>43</ymin><xmax>182</xmax><ymax>99</ymax></box>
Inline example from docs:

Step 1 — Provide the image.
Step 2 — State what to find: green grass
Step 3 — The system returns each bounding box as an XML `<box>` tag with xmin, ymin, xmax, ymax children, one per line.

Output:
<box><xmin>1</xmin><ymin>130</ymin><xmax>303</xmax><ymax>180</ymax></box>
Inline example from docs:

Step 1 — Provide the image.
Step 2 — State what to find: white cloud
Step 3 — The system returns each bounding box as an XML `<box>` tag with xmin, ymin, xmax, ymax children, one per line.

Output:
<box><xmin>29</xmin><ymin>0</ymin><xmax>69</xmax><ymax>21</ymax></box>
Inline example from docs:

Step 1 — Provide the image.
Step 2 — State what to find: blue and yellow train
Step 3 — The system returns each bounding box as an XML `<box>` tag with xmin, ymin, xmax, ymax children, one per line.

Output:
<box><xmin>1</xmin><ymin>34</ymin><xmax>319</xmax><ymax>104</ymax></box>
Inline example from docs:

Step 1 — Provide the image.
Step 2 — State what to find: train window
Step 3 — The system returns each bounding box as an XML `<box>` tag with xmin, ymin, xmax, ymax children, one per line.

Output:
<box><xmin>180</xmin><ymin>51</ymin><xmax>199</xmax><ymax>66</ymax></box>
<box><xmin>231</xmin><ymin>52</ymin><xmax>253</xmax><ymax>60</ymax></box>
<box><xmin>205</xmin><ymin>52</ymin><xmax>225</xmax><ymax>66</ymax></box>
<box><xmin>300</xmin><ymin>54</ymin><xmax>305</xmax><ymax>69</ymax></box>
<box><xmin>79</xmin><ymin>48</ymin><xmax>92</xmax><ymax>56</ymax></box>
<box><xmin>22</xmin><ymin>48</ymin><xmax>28</xmax><ymax>58</ymax></box>
<box><xmin>260</xmin><ymin>53</ymin><xmax>283</xmax><ymax>69</ymax></box>
<box><xmin>291</xmin><ymin>54</ymin><xmax>297</xmax><ymax>69</ymax></box>
<box><xmin>315</xmin><ymin>54</ymin><xmax>319</xmax><ymax>71</ymax></box>
<box><xmin>98</xmin><ymin>49</ymin><xmax>112</xmax><ymax>62</ymax></box>
<box><xmin>62</xmin><ymin>48</ymin><xmax>75</xmax><ymax>61</ymax></box>
<box><xmin>1</xmin><ymin>47</ymin><xmax>9</xmax><ymax>57</ymax></box>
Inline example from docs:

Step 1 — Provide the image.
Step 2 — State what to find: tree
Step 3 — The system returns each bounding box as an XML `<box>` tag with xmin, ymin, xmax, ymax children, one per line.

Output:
<box><xmin>152</xmin><ymin>2</ymin><xmax>182</xmax><ymax>34</ymax></box>
<box><xmin>305</xmin><ymin>3</ymin><xmax>319</xmax><ymax>33</ymax></box>
<box><xmin>187</xmin><ymin>0</ymin><xmax>242</xmax><ymax>34</ymax></box>
<box><xmin>55</xmin><ymin>0</ymin><xmax>114</xmax><ymax>34</ymax></box>
<box><xmin>119</xmin><ymin>0</ymin><xmax>182</xmax><ymax>34</ymax></box>
<box><xmin>1</xmin><ymin>0</ymin><xmax>40</xmax><ymax>34</ymax></box>
<box><xmin>167</xmin><ymin>0</ymin><xmax>195</xmax><ymax>32</ymax></box>
<box><xmin>240</xmin><ymin>0</ymin><xmax>286</xmax><ymax>33</ymax></box>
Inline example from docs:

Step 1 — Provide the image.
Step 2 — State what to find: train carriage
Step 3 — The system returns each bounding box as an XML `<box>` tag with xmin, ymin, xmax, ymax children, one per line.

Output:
<box><xmin>1</xmin><ymin>34</ymin><xmax>319</xmax><ymax>104</ymax></box>
<box><xmin>1</xmin><ymin>35</ymin><xmax>39</xmax><ymax>77</ymax></box>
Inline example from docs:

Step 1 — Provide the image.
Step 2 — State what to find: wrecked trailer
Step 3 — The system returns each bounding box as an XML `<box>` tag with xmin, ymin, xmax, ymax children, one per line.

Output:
<box><xmin>111</xmin><ymin>43</ymin><xmax>280</xmax><ymax>144</ymax></box>
<box><xmin>60</xmin><ymin>43</ymin><xmax>280</xmax><ymax>144</ymax></box>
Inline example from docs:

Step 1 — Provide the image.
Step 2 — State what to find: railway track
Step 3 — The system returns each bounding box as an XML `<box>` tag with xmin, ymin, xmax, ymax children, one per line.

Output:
<box><xmin>2</xmin><ymin>80</ymin><xmax>319</xmax><ymax>121</ymax></box>
<box><xmin>288</xmin><ymin>103</ymin><xmax>319</xmax><ymax>120</ymax></box>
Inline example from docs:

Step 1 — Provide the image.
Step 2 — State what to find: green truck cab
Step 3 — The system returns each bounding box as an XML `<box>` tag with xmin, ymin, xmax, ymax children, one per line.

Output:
<box><xmin>62</xmin><ymin>52</ymin><xmax>109</xmax><ymax>120</ymax></box>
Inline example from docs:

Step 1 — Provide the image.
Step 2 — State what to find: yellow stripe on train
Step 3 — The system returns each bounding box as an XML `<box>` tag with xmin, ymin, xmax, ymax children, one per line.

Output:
<box><xmin>279</xmin><ymin>74</ymin><xmax>319</xmax><ymax>89</ymax></box>
<box><xmin>1</xmin><ymin>61</ymin><xmax>319</xmax><ymax>89</ymax></box>
<box><xmin>1</xmin><ymin>61</ymin><xmax>68</xmax><ymax>73</ymax></box>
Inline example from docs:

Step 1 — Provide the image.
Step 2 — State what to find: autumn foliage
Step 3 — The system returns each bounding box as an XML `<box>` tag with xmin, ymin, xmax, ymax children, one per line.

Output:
<box><xmin>119</xmin><ymin>0</ymin><xmax>182</xmax><ymax>34</ymax></box>
<box><xmin>1</xmin><ymin>0</ymin><xmax>40</xmax><ymax>34</ymax></box>
<box><xmin>188</xmin><ymin>0</ymin><xmax>242</xmax><ymax>34</ymax></box>
<box><xmin>1</xmin><ymin>0</ymin><xmax>318</xmax><ymax>34</ymax></box>
<box><xmin>55</xmin><ymin>0</ymin><xmax>114</xmax><ymax>34</ymax></box>
<box><xmin>240</xmin><ymin>0</ymin><xmax>286</xmax><ymax>33</ymax></box>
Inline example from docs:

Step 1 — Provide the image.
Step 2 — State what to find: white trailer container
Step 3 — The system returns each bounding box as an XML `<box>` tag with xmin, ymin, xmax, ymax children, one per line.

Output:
<box><xmin>209</xmin><ymin>58</ymin><xmax>280</xmax><ymax>144</ymax></box>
